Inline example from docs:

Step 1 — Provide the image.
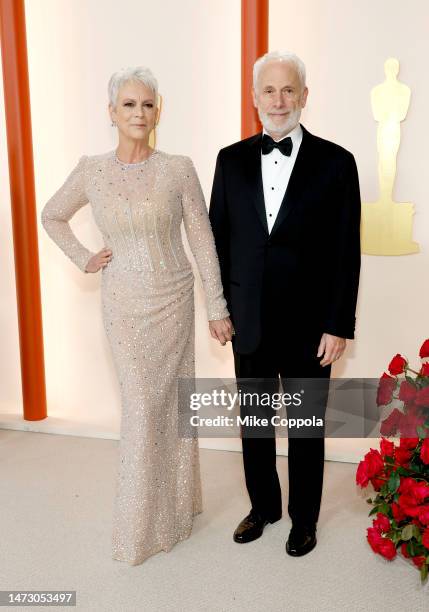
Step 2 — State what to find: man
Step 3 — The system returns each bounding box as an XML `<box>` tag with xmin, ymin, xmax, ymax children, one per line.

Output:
<box><xmin>208</xmin><ymin>51</ymin><xmax>361</xmax><ymax>556</ymax></box>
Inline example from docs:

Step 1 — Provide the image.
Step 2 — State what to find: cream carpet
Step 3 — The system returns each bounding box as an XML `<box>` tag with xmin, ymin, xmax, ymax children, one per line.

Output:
<box><xmin>1</xmin><ymin>429</ymin><xmax>428</xmax><ymax>612</ymax></box>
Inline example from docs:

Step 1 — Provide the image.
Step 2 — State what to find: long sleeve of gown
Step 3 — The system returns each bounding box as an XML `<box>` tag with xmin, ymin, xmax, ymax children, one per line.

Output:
<box><xmin>41</xmin><ymin>155</ymin><xmax>95</xmax><ymax>272</ymax></box>
<box><xmin>181</xmin><ymin>156</ymin><xmax>229</xmax><ymax>321</ymax></box>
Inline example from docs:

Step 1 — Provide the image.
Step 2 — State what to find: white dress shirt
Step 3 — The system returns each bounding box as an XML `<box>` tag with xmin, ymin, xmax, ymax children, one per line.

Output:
<box><xmin>261</xmin><ymin>123</ymin><xmax>303</xmax><ymax>233</ymax></box>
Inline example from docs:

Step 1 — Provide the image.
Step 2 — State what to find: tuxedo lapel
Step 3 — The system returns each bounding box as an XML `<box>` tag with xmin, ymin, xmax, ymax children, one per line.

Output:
<box><xmin>270</xmin><ymin>124</ymin><xmax>314</xmax><ymax>236</ymax></box>
<box><xmin>244</xmin><ymin>133</ymin><xmax>269</xmax><ymax>235</ymax></box>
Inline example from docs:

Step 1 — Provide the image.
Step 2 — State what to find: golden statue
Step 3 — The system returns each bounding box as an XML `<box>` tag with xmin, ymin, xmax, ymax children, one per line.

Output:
<box><xmin>361</xmin><ymin>58</ymin><xmax>419</xmax><ymax>255</ymax></box>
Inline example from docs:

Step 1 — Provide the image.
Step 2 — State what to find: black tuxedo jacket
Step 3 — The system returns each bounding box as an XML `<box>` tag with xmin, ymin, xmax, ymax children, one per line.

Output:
<box><xmin>209</xmin><ymin>124</ymin><xmax>361</xmax><ymax>355</ymax></box>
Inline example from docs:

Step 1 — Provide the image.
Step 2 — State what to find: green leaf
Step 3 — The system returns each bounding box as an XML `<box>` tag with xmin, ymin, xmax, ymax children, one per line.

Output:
<box><xmin>369</xmin><ymin>505</ymin><xmax>380</xmax><ymax>517</ymax></box>
<box><xmin>378</xmin><ymin>502</ymin><xmax>391</xmax><ymax>516</ymax></box>
<box><xmin>410</xmin><ymin>463</ymin><xmax>422</xmax><ymax>473</ymax></box>
<box><xmin>379</xmin><ymin>484</ymin><xmax>389</xmax><ymax>496</ymax></box>
<box><xmin>420</xmin><ymin>563</ymin><xmax>428</xmax><ymax>583</ymax></box>
<box><xmin>366</xmin><ymin>498</ymin><xmax>373</xmax><ymax>504</ymax></box>
<box><xmin>405</xmin><ymin>376</ymin><xmax>416</xmax><ymax>386</ymax></box>
<box><xmin>396</xmin><ymin>467</ymin><xmax>411</xmax><ymax>477</ymax></box>
<box><xmin>388</xmin><ymin>471</ymin><xmax>400</xmax><ymax>493</ymax></box>
<box><xmin>416</xmin><ymin>426</ymin><xmax>428</xmax><ymax>438</ymax></box>
<box><xmin>402</xmin><ymin>525</ymin><xmax>414</xmax><ymax>541</ymax></box>
<box><xmin>384</xmin><ymin>455</ymin><xmax>395</xmax><ymax>464</ymax></box>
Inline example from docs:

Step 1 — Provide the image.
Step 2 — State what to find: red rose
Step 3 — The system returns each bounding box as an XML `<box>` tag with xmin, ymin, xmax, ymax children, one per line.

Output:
<box><xmin>419</xmin><ymin>339</ymin><xmax>429</xmax><ymax>359</ymax></box>
<box><xmin>388</xmin><ymin>354</ymin><xmax>407</xmax><ymax>376</ymax></box>
<box><xmin>399</xmin><ymin>437</ymin><xmax>419</xmax><ymax>450</ymax></box>
<box><xmin>378</xmin><ymin>537</ymin><xmax>397</xmax><ymax>560</ymax></box>
<box><xmin>356</xmin><ymin>460</ymin><xmax>369</xmax><ymax>487</ymax></box>
<box><xmin>422</xmin><ymin>528</ymin><xmax>429</xmax><ymax>550</ymax></box>
<box><xmin>364</xmin><ymin>448</ymin><xmax>384</xmax><ymax>478</ymax></box>
<box><xmin>398</xmin><ymin>381</ymin><xmax>417</xmax><ymax>403</ymax></box>
<box><xmin>380</xmin><ymin>438</ymin><xmax>395</xmax><ymax>458</ymax></box>
<box><xmin>357</xmin><ymin>448</ymin><xmax>389</xmax><ymax>489</ymax></box>
<box><xmin>419</xmin><ymin>506</ymin><xmax>429</xmax><ymax>525</ymax></box>
<box><xmin>415</xmin><ymin>386</ymin><xmax>429</xmax><ymax>408</ymax></box>
<box><xmin>370</xmin><ymin>476</ymin><xmax>385</xmax><ymax>491</ymax></box>
<box><xmin>398</xmin><ymin>408</ymin><xmax>425</xmax><ymax>438</ymax></box>
<box><xmin>420</xmin><ymin>363</ymin><xmax>429</xmax><ymax>377</ymax></box>
<box><xmin>395</xmin><ymin>447</ymin><xmax>412</xmax><ymax>466</ymax></box>
<box><xmin>373</xmin><ymin>512</ymin><xmax>390</xmax><ymax>533</ymax></box>
<box><xmin>377</xmin><ymin>373</ymin><xmax>396</xmax><ymax>406</ymax></box>
<box><xmin>421</xmin><ymin>439</ymin><xmax>429</xmax><ymax>465</ymax></box>
<box><xmin>398</xmin><ymin>483</ymin><xmax>429</xmax><ymax>518</ymax></box>
<box><xmin>397</xmin><ymin>481</ymin><xmax>429</xmax><ymax>513</ymax></box>
<box><xmin>412</xmin><ymin>555</ymin><xmax>426</xmax><ymax>568</ymax></box>
<box><xmin>399</xmin><ymin>477</ymin><xmax>416</xmax><ymax>495</ymax></box>
<box><xmin>407</xmin><ymin>404</ymin><xmax>423</xmax><ymax>418</ymax></box>
<box><xmin>392</xmin><ymin>502</ymin><xmax>406</xmax><ymax>522</ymax></box>
<box><xmin>380</xmin><ymin>408</ymin><xmax>403</xmax><ymax>437</ymax></box>
<box><xmin>410</xmin><ymin>481</ymin><xmax>429</xmax><ymax>503</ymax></box>
<box><xmin>398</xmin><ymin>494</ymin><xmax>420</xmax><ymax>517</ymax></box>
<box><xmin>401</xmin><ymin>542</ymin><xmax>410</xmax><ymax>558</ymax></box>
<box><xmin>367</xmin><ymin>527</ymin><xmax>383</xmax><ymax>553</ymax></box>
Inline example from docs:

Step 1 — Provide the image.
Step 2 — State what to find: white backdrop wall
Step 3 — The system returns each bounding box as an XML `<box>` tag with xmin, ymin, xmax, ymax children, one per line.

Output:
<box><xmin>0</xmin><ymin>0</ymin><xmax>240</xmax><ymax>430</ymax></box>
<box><xmin>0</xmin><ymin>0</ymin><xmax>428</xmax><ymax>461</ymax></box>
<box><xmin>0</xmin><ymin>63</ymin><xmax>22</xmax><ymax>415</ymax></box>
<box><xmin>270</xmin><ymin>0</ymin><xmax>429</xmax><ymax>376</ymax></box>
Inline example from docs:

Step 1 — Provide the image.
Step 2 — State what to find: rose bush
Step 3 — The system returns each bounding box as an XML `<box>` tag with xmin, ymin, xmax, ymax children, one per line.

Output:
<box><xmin>357</xmin><ymin>339</ymin><xmax>429</xmax><ymax>582</ymax></box>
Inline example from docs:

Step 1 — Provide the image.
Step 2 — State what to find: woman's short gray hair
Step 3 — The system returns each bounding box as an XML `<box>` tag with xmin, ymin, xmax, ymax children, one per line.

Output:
<box><xmin>253</xmin><ymin>51</ymin><xmax>306</xmax><ymax>91</ymax></box>
<box><xmin>108</xmin><ymin>66</ymin><xmax>158</xmax><ymax>108</ymax></box>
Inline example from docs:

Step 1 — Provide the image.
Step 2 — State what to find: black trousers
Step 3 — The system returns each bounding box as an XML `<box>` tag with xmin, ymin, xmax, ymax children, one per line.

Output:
<box><xmin>233</xmin><ymin>329</ymin><xmax>331</xmax><ymax>528</ymax></box>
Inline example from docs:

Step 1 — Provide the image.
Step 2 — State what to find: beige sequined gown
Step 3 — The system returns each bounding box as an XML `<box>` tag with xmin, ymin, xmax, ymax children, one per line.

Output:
<box><xmin>41</xmin><ymin>150</ymin><xmax>229</xmax><ymax>565</ymax></box>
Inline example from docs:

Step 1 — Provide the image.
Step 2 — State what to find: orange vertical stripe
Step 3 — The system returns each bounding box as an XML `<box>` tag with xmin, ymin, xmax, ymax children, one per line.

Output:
<box><xmin>0</xmin><ymin>0</ymin><xmax>47</xmax><ymax>420</ymax></box>
<box><xmin>241</xmin><ymin>0</ymin><xmax>268</xmax><ymax>139</ymax></box>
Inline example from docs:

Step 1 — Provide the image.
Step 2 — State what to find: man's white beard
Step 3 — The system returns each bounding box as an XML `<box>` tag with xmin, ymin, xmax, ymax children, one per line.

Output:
<box><xmin>257</xmin><ymin>107</ymin><xmax>301</xmax><ymax>139</ymax></box>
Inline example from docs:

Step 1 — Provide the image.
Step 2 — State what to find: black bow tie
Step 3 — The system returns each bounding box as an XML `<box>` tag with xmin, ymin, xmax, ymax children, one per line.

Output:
<box><xmin>261</xmin><ymin>134</ymin><xmax>293</xmax><ymax>156</ymax></box>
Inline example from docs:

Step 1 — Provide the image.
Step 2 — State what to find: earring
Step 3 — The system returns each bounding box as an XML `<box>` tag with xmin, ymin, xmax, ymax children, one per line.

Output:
<box><xmin>111</xmin><ymin>121</ymin><xmax>116</xmax><ymax>127</ymax></box>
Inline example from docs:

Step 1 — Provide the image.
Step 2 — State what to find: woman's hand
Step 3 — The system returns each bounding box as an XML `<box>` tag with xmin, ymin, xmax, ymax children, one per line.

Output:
<box><xmin>85</xmin><ymin>247</ymin><xmax>112</xmax><ymax>273</ymax></box>
<box><xmin>209</xmin><ymin>317</ymin><xmax>234</xmax><ymax>346</ymax></box>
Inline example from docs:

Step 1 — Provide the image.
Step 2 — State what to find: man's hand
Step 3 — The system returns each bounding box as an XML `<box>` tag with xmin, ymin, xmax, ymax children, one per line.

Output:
<box><xmin>317</xmin><ymin>333</ymin><xmax>346</xmax><ymax>367</ymax></box>
<box><xmin>209</xmin><ymin>317</ymin><xmax>234</xmax><ymax>346</ymax></box>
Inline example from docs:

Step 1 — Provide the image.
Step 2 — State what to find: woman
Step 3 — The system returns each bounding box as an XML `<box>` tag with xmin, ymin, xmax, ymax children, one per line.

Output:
<box><xmin>41</xmin><ymin>66</ymin><xmax>232</xmax><ymax>565</ymax></box>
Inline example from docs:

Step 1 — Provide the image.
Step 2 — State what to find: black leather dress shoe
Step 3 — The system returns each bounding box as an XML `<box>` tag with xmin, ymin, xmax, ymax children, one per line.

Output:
<box><xmin>286</xmin><ymin>524</ymin><xmax>317</xmax><ymax>556</ymax></box>
<box><xmin>233</xmin><ymin>510</ymin><xmax>281</xmax><ymax>543</ymax></box>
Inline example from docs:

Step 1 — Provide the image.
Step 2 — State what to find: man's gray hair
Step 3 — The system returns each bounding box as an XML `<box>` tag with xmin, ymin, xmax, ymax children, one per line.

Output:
<box><xmin>108</xmin><ymin>66</ymin><xmax>158</xmax><ymax>108</ymax></box>
<box><xmin>253</xmin><ymin>51</ymin><xmax>306</xmax><ymax>91</ymax></box>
